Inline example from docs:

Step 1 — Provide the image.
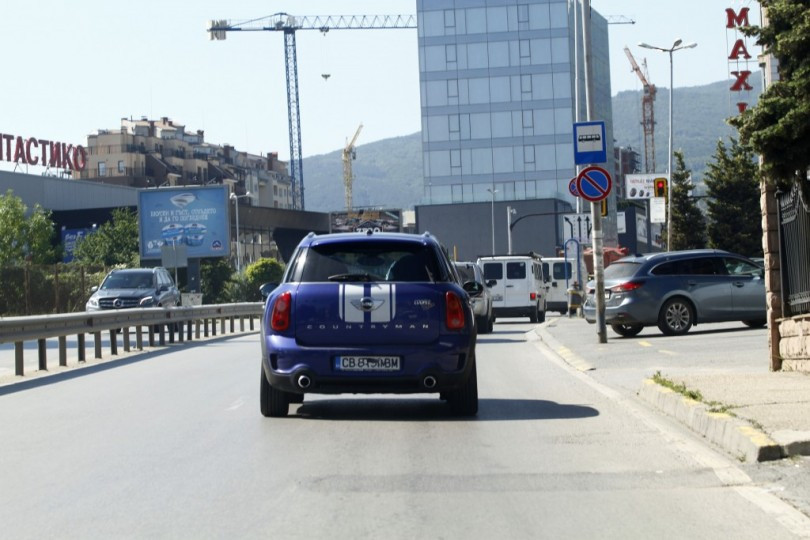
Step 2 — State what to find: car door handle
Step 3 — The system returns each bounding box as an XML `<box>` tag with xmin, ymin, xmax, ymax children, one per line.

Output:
<box><xmin>506</xmin><ymin>285</ymin><xmax>514</xmax><ymax>288</ymax></box>
<box><xmin>687</xmin><ymin>280</ymin><xmax>697</xmax><ymax>287</ymax></box>
<box><xmin>732</xmin><ymin>281</ymin><xmax>745</xmax><ymax>288</ymax></box>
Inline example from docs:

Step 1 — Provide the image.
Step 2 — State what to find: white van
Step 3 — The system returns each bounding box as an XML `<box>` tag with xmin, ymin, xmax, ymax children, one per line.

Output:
<box><xmin>477</xmin><ymin>254</ymin><xmax>548</xmax><ymax>323</ymax></box>
<box><xmin>542</xmin><ymin>257</ymin><xmax>582</xmax><ymax>314</ymax></box>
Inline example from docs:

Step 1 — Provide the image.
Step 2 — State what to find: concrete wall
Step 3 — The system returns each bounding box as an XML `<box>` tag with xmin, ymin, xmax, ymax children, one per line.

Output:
<box><xmin>415</xmin><ymin>198</ymin><xmax>572</xmax><ymax>262</ymax></box>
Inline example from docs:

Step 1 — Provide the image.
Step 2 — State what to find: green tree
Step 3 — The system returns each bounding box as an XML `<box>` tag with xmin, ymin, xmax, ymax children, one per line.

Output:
<box><xmin>730</xmin><ymin>0</ymin><xmax>810</xmax><ymax>189</ymax></box>
<box><xmin>200</xmin><ymin>257</ymin><xmax>234</xmax><ymax>304</ymax></box>
<box><xmin>72</xmin><ymin>208</ymin><xmax>140</xmax><ymax>267</ymax></box>
<box><xmin>0</xmin><ymin>189</ymin><xmax>59</xmax><ymax>265</ymax></box>
<box><xmin>703</xmin><ymin>139</ymin><xmax>762</xmax><ymax>255</ymax></box>
<box><xmin>226</xmin><ymin>258</ymin><xmax>285</xmax><ymax>302</ymax></box>
<box><xmin>669</xmin><ymin>151</ymin><xmax>707</xmax><ymax>250</ymax></box>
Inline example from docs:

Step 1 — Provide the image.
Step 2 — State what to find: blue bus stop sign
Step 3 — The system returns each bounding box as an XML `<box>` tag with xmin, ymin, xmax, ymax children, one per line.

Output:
<box><xmin>573</xmin><ymin>121</ymin><xmax>607</xmax><ymax>165</ymax></box>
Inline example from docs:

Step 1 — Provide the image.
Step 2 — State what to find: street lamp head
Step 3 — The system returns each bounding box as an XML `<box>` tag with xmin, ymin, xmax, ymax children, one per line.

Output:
<box><xmin>682</xmin><ymin>42</ymin><xmax>697</xmax><ymax>49</ymax></box>
<box><xmin>638</xmin><ymin>42</ymin><xmax>654</xmax><ymax>50</ymax></box>
<box><xmin>672</xmin><ymin>38</ymin><xmax>682</xmax><ymax>48</ymax></box>
<box><xmin>229</xmin><ymin>192</ymin><xmax>236</xmax><ymax>201</ymax></box>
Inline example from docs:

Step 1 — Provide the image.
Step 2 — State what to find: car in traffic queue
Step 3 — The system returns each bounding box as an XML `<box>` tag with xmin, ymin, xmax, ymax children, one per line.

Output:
<box><xmin>259</xmin><ymin>231</ymin><xmax>480</xmax><ymax>418</ymax></box>
<box><xmin>477</xmin><ymin>253</ymin><xmax>548</xmax><ymax>323</ymax></box>
<box><xmin>582</xmin><ymin>249</ymin><xmax>766</xmax><ymax>337</ymax></box>
<box><xmin>453</xmin><ymin>260</ymin><xmax>495</xmax><ymax>334</ymax></box>
<box><xmin>85</xmin><ymin>267</ymin><xmax>180</xmax><ymax>311</ymax></box>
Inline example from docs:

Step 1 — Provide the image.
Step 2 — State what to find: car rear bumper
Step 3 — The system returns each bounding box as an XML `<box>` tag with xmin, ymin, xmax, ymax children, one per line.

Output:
<box><xmin>263</xmin><ymin>335</ymin><xmax>475</xmax><ymax>395</ymax></box>
<box><xmin>493</xmin><ymin>306</ymin><xmax>535</xmax><ymax>318</ymax></box>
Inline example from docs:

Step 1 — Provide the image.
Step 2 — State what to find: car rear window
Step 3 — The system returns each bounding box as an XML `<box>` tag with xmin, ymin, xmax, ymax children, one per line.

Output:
<box><xmin>506</xmin><ymin>262</ymin><xmax>526</xmax><ymax>279</ymax></box>
<box><xmin>455</xmin><ymin>264</ymin><xmax>476</xmax><ymax>283</ymax></box>
<box><xmin>482</xmin><ymin>263</ymin><xmax>503</xmax><ymax>280</ymax></box>
<box><xmin>603</xmin><ymin>261</ymin><xmax>643</xmax><ymax>280</ymax></box>
<box><xmin>293</xmin><ymin>241</ymin><xmax>447</xmax><ymax>283</ymax></box>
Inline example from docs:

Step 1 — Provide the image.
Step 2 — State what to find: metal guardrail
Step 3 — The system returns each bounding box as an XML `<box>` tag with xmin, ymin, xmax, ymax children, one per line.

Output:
<box><xmin>0</xmin><ymin>303</ymin><xmax>264</xmax><ymax>377</ymax></box>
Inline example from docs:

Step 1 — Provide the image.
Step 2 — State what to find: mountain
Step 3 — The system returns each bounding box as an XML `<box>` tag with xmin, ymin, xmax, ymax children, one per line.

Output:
<box><xmin>301</xmin><ymin>76</ymin><xmax>763</xmax><ymax>212</ymax></box>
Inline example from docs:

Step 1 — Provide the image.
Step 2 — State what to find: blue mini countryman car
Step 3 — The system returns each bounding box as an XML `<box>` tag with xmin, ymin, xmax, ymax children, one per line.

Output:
<box><xmin>259</xmin><ymin>231</ymin><xmax>480</xmax><ymax>417</ymax></box>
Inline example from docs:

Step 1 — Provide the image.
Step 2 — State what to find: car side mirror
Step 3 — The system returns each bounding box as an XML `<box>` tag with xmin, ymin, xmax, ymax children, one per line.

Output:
<box><xmin>260</xmin><ymin>282</ymin><xmax>279</xmax><ymax>299</ymax></box>
<box><xmin>90</xmin><ymin>285</ymin><xmax>99</xmax><ymax>293</ymax></box>
<box><xmin>486</xmin><ymin>279</ymin><xmax>497</xmax><ymax>287</ymax></box>
<box><xmin>462</xmin><ymin>280</ymin><xmax>484</xmax><ymax>296</ymax></box>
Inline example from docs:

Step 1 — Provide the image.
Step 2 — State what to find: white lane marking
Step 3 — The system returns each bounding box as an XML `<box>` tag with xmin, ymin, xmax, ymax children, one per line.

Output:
<box><xmin>226</xmin><ymin>398</ymin><xmax>245</xmax><ymax>411</ymax></box>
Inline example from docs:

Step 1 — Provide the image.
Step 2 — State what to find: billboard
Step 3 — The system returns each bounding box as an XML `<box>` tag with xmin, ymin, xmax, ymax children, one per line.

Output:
<box><xmin>138</xmin><ymin>186</ymin><xmax>230</xmax><ymax>260</ymax></box>
<box><xmin>330</xmin><ymin>209</ymin><xmax>402</xmax><ymax>233</ymax></box>
<box><xmin>61</xmin><ymin>227</ymin><xmax>95</xmax><ymax>262</ymax></box>
<box><xmin>625</xmin><ymin>173</ymin><xmax>669</xmax><ymax>200</ymax></box>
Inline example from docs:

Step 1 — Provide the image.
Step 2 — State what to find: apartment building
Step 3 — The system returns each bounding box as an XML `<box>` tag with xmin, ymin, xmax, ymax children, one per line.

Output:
<box><xmin>77</xmin><ymin>117</ymin><xmax>293</xmax><ymax>209</ymax></box>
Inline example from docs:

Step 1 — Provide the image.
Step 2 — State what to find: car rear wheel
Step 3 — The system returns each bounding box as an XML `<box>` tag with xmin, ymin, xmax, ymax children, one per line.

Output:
<box><xmin>447</xmin><ymin>355</ymin><xmax>478</xmax><ymax>416</ymax></box>
<box><xmin>260</xmin><ymin>368</ymin><xmax>290</xmax><ymax>417</ymax></box>
<box><xmin>743</xmin><ymin>319</ymin><xmax>766</xmax><ymax>328</ymax></box>
<box><xmin>611</xmin><ymin>323</ymin><xmax>644</xmax><ymax>338</ymax></box>
<box><xmin>529</xmin><ymin>307</ymin><xmax>538</xmax><ymax>323</ymax></box>
<box><xmin>476</xmin><ymin>315</ymin><xmax>490</xmax><ymax>334</ymax></box>
<box><xmin>658</xmin><ymin>298</ymin><xmax>694</xmax><ymax>336</ymax></box>
<box><xmin>537</xmin><ymin>306</ymin><xmax>546</xmax><ymax>323</ymax></box>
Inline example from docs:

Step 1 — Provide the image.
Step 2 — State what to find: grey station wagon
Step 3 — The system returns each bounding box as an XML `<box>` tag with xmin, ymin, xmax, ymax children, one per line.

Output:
<box><xmin>583</xmin><ymin>249</ymin><xmax>766</xmax><ymax>337</ymax></box>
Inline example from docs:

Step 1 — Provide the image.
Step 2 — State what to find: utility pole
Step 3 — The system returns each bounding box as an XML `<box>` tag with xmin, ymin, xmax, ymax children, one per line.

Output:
<box><xmin>581</xmin><ymin>0</ymin><xmax>607</xmax><ymax>344</ymax></box>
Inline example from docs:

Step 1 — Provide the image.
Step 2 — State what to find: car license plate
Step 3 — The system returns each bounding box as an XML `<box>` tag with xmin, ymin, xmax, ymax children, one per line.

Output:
<box><xmin>335</xmin><ymin>356</ymin><xmax>401</xmax><ymax>372</ymax></box>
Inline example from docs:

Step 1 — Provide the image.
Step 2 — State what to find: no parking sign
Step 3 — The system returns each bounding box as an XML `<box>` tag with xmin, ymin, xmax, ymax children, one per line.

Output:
<box><xmin>575</xmin><ymin>166</ymin><xmax>612</xmax><ymax>203</ymax></box>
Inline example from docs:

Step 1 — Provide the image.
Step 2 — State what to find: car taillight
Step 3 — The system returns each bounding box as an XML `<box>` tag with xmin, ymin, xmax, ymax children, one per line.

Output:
<box><xmin>445</xmin><ymin>291</ymin><xmax>465</xmax><ymax>330</ymax></box>
<box><xmin>271</xmin><ymin>291</ymin><xmax>291</xmax><ymax>331</ymax></box>
<box><xmin>529</xmin><ymin>292</ymin><xmax>537</xmax><ymax>300</ymax></box>
<box><xmin>611</xmin><ymin>281</ymin><xmax>643</xmax><ymax>293</ymax></box>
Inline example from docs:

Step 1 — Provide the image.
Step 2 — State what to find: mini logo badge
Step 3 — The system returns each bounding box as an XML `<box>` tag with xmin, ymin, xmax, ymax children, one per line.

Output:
<box><xmin>352</xmin><ymin>296</ymin><xmax>384</xmax><ymax>312</ymax></box>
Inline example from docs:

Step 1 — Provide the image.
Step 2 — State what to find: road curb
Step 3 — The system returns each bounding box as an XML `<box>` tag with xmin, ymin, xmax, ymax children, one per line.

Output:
<box><xmin>637</xmin><ymin>379</ymin><xmax>785</xmax><ymax>463</ymax></box>
<box><xmin>534</xmin><ymin>323</ymin><xmax>595</xmax><ymax>372</ymax></box>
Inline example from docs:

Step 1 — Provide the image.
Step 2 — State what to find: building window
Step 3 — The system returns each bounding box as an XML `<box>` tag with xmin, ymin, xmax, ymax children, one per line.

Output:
<box><xmin>118</xmin><ymin>160</ymin><xmax>125</xmax><ymax>173</ymax></box>
<box><xmin>98</xmin><ymin>162</ymin><xmax>107</xmax><ymax>176</ymax></box>
<box><xmin>444</xmin><ymin>9</ymin><xmax>455</xmax><ymax>29</ymax></box>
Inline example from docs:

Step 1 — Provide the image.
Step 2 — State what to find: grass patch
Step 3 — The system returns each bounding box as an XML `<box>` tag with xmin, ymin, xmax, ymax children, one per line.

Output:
<box><xmin>651</xmin><ymin>371</ymin><xmax>703</xmax><ymax>401</ymax></box>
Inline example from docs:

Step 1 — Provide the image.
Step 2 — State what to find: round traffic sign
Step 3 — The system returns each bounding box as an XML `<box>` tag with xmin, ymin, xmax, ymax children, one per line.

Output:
<box><xmin>575</xmin><ymin>166</ymin><xmax>612</xmax><ymax>202</ymax></box>
<box><xmin>568</xmin><ymin>178</ymin><xmax>579</xmax><ymax>197</ymax></box>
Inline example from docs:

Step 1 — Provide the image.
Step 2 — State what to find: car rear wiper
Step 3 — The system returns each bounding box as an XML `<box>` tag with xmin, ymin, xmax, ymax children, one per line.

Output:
<box><xmin>328</xmin><ymin>273</ymin><xmax>377</xmax><ymax>282</ymax></box>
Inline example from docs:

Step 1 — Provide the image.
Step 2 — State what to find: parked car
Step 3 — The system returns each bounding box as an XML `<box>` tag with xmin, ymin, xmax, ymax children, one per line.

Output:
<box><xmin>542</xmin><ymin>257</ymin><xmax>583</xmax><ymax>315</ymax></box>
<box><xmin>582</xmin><ymin>249</ymin><xmax>766</xmax><ymax>337</ymax></box>
<box><xmin>477</xmin><ymin>253</ymin><xmax>548</xmax><ymax>323</ymax></box>
<box><xmin>86</xmin><ymin>267</ymin><xmax>180</xmax><ymax>311</ymax></box>
<box><xmin>454</xmin><ymin>261</ymin><xmax>494</xmax><ymax>334</ymax></box>
<box><xmin>259</xmin><ymin>231</ymin><xmax>479</xmax><ymax>417</ymax></box>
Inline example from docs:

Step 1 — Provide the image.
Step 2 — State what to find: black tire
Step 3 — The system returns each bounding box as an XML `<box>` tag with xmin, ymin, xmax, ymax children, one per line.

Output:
<box><xmin>611</xmin><ymin>323</ymin><xmax>644</xmax><ymax>338</ymax></box>
<box><xmin>657</xmin><ymin>297</ymin><xmax>694</xmax><ymax>336</ymax></box>
<box><xmin>529</xmin><ymin>307</ymin><xmax>538</xmax><ymax>323</ymax></box>
<box><xmin>487</xmin><ymin>314</ymin><xmax>494</xmax><ymax>333</ymax></box>
<box><xmin>537</xmin><ymin>306</ymin><xmax>546</xmax><ymax>323</ymax></box>
<box><xmin>260</xmin><ymin>368</ymin><xmax>290</xmax><ymax>417</ymax></box>
<box><xmin>743</xmin><ymin>319</ymin><xmax>766</xmax><ymax>328</ymax></box>
<box><xmin>476</xmin><ymin>315</ymin><xmax>490</xmax><ymax>334</ymax></box>
<box><xmin>447</xmin><ymin>355</ymin><xmax>478</xmax><ymax>416</ymax></box>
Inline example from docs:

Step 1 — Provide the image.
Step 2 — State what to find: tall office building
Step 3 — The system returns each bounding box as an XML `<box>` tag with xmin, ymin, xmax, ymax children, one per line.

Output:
<box><xmin>416</xmin><ymin>0</ymin><xmax>616</xmax><ymax>258</ymax></box>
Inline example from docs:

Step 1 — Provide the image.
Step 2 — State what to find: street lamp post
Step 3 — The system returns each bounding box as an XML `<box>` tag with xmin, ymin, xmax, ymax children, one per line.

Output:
<box><xmin>486</xmin><ymin>187</ymin><xmax>497</xmax><ymax>254</ymax></box>
<box><xmin>230</xmin><ymin>191</ymin><xmax>251</xmax><ymax>273</ymax></box>
<box><xmin>638</xmin><ymin>39</ymin><xmax>697</xmax><ymax>251</ymax></box>
<box><xmin>507</xmin><ymin>206</ymin><xmax>516</xmax><ymax>255</ymax></box>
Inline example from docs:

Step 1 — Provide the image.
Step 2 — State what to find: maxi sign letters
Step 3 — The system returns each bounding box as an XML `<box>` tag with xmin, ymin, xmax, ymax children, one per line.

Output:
<box><xmin>726</xmin><ymin>7</ymin><xmax>755</xmax><ymax>113</ymax></box>
<box><xmin>139</xmin><ymin>185</ymin><xmax>230</xmax><ymax>260</ymax></box>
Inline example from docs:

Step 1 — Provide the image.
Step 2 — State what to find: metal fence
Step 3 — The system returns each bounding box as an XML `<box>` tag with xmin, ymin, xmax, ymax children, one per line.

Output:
<box><xmin>777</xmin><ymin>182</ymin><xmax>810</xmax><ymax>316</ymax></box>
<box><xmin>0</xmin><ymin>264</ymin><xmax>108</xmax><ymax>316</ymax></box>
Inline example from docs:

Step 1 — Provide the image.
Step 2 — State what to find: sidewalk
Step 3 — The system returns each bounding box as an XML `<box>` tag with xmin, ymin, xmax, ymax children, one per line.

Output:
<box><xmin>536</xmin><ymin>317</ymin><xmax>810</xmax><ymax>463</ymax></box>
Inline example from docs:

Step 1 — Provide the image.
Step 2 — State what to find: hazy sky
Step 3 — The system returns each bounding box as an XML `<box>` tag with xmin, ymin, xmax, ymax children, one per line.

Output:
<box><xmin>2</xmin><ymin>0</ymin><xmax>760</xmax><ymax>171</ymax></box>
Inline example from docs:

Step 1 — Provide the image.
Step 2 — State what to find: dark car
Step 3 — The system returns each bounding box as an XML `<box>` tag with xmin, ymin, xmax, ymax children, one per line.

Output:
<box><xmin>582</xmin><ymin>249</ymin><xmax>766</xmax><ymax>337</ymax></box>
<box><xmin>86</xmin><ymin>267</ymin><xmax>180</xmax><ymax>311</ymax></box>
<box><xmin>454</xmin><ymin>261</ymin><xmax>494</xmax><ymax>334</ymax></box>
<box><xmin>259</xmin><ymin>231</ymin><xmax>479</xmax><ymax>417</ymax></box>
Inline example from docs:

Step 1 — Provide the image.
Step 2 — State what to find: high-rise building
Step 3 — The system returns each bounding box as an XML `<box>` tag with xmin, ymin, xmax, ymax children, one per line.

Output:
<box><xmin>415</xmin><ymin>0</ymin><xmax>616</xmax><ymax>258</ymax></box>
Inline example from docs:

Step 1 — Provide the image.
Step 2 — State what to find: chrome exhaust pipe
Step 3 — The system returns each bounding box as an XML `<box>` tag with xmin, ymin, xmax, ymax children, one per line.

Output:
<box><xmin>297</xmin><ymin>374</ymin><xmax>312</xmax><ymax>389</ymax></box>
<box><xmin>423</xmin><ymin>375</ymin><xmax>437</xmax><ymax>389</ymax></box>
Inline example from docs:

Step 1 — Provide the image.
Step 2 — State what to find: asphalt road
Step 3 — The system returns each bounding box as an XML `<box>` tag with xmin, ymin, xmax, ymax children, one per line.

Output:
<box><xmin>1</xmin><ymin>320</ymin><xmax>808</xmax><ymax>538</ymax></box>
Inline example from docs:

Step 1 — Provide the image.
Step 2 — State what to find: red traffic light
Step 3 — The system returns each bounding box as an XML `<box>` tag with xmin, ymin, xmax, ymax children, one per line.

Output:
<box><xmin>654</xmin><ymin>179</ymin><xmax>667</xmax><ymax>197</ymax></box>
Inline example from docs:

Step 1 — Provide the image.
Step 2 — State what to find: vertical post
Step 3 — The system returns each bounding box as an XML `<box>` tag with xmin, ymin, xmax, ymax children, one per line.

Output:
<box><xmin>507</xmin><ymin>206</ymin><xmax>513</xmax><ymax>255</ymax></box>
<box><xmin>581</xmin><ymin>0</ymin><xmax>607</xmax><ymax>343</ymax></box>
<box><xmin>489</xmin><ymin>188</ymin><xmax>496</xmax><ymax>254</ymax></box>
<box><xmin>233</xmin><ymin>196</ymin><xmax>242</xmax><ymax>273</ymax></box>
<box><xmin>667</xmin><ymin>49</ymin><xmax>674</xmax><ymax>251</ymax></box>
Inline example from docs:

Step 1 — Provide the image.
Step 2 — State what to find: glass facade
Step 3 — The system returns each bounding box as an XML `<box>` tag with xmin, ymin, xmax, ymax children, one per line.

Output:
<box><xmin>417</xmin><ymin>0</ymin><xmax>614</xmax><ymax>206</ymax></box>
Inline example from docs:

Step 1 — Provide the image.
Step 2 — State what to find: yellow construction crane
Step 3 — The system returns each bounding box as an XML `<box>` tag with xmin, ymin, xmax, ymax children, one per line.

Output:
<box><xmin>342</xmin><ymin>123</ymin><xmax>363</xmax><ymax>212</ymax></box>
<box><xmin>624</xmin><ymin>46</ymin><xmax>657</xmax><ymax>173</ymax></box>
